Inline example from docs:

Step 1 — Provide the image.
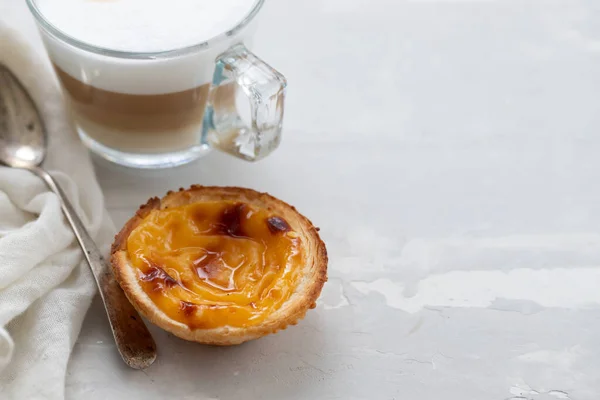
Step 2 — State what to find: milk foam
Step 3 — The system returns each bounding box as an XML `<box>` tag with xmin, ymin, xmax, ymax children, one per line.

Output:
<box><xmin>36</xmin><ymin>0</ymin><xmax>258</xmax><ymax>52</ymax></box>
<box><xmin>34</xmin><ymin>0</ymin><xmax>261</xmax><ymax>94</ymax></box>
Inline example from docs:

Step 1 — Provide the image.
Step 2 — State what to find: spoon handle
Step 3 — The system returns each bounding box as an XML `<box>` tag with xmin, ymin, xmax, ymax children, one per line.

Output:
<box><xmin>30</xmin><ymin>166</ymin><xmax>157</xmax><ymax>370</ymax></box>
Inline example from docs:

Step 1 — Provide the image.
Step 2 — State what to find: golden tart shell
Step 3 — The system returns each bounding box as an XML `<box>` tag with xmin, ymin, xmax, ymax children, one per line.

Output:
<box><xmin>110</xmin><ymin>186</ymin><xmax>327</xmax><ymax>345</ymax></box>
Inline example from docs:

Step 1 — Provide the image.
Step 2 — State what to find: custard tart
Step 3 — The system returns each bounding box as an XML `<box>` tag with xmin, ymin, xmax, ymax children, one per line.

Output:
<box><xmin>110</xmin><ymin>186</ymin><xmax>327</xmax><ymax>345</ymax></box>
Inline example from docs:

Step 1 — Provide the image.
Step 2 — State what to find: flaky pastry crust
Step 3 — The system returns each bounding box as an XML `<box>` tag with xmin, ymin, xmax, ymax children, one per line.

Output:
<box><xmin>110</xmin><ymin>186</ymin><xmax>328</xmax><ymax>345</ymax></box>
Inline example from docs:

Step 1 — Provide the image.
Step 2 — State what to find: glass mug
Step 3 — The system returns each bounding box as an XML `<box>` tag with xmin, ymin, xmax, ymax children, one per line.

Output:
<box><xmin>26</xmin><ymin>0</ymin><xmax>286</xmax><ymax>168</ymax></box>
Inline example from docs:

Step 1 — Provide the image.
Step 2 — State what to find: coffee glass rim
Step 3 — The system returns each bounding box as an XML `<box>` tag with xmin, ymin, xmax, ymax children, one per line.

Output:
<box><xmin>25</xmin><ymin>0</ymin><xmax>265</xmax><ymax>60</ymax></box>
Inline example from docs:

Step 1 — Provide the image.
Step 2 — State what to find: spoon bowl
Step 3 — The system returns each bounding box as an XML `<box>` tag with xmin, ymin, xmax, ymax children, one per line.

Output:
<box><xmin>0</xmin><ymin>64</ymin><xmax>46</xmax><ymax>168</ymax></box>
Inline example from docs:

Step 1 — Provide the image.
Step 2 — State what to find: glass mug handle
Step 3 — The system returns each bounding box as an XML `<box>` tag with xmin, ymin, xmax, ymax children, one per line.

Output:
<box><xmin>203</xmin><ymin>44</ymin><xmax>287</xmax><ymax>161</ymax></box>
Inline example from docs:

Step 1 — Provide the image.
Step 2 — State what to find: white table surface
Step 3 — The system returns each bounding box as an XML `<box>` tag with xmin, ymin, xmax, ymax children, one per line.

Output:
<box><xmin>67</xmin><ymin>1</ymin><xmax>600</xmax><ymax>399</ymax></box>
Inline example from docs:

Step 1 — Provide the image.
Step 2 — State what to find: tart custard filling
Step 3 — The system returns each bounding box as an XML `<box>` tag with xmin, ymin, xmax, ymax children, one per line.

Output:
<box><xmin>126</xmin><ymin>200</ymin><xmax>303</xmax><ymax>329</ymax></box>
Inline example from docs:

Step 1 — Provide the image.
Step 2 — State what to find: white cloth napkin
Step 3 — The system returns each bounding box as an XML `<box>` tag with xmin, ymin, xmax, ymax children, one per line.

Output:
<box><xmin>0</xmin><ymin>2</ymin><xmax>115</xmax><ymax>399</ymax></box>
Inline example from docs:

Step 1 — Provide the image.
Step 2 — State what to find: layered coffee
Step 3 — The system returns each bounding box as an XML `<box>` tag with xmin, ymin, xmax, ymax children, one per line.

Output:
<box><xmin>54</xmin><ymin>66</ymin><xmax>237</xmax><ymax>152</ymax></box>
<box><xmin>34</xmin><ymin>0</ymin><xmax>259</xmax><ymax>154</ymax></box>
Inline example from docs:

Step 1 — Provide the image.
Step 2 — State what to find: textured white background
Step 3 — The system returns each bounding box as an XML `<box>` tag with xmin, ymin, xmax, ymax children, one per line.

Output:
<box><xmin>69</xmin><ymin>1</ymin><xmax>600</xmax><ymax>399</ymax></box>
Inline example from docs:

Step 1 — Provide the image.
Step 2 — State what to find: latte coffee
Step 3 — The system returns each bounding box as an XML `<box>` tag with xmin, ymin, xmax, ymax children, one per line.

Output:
<box><xmin>33</xmin><ymin>0</ymin><xmax>259</xmax><ymax>155</ymax></box>
<box><xmin>54</xmin><ymin>66</ymin><xmax>236</xmax><ymax>152</ymax></box>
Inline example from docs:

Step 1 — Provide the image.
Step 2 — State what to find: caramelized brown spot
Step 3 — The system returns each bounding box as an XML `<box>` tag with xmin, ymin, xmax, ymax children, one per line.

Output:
<box><xmin>267</xmin><ymin>216</ymin><xmax>291</xmax><ymax>234</ymax></box>
<box><xmin>191</xmin><ymin>208</ymin><xmax>206</xmax><ymax>225</ymax></box>
<box><xmin>180</xmin><ymin>301</ymin><xmax>197</xmax><ymax>317</ymax></box>
<box><xmin>181</xmin><ymin>303</ymin><xmax>230</xmax><ymax>331</ymax></box>
<box><xmin>215</xmin><ymin>203</ymin><xmax>246</xmax><ymax>237</ymax></box>
<box><xmin>140</xmin><ymin>264</ymin><xmax>178</xmax><ymax>290</ymax></box>
<box><xmin>186</xmin><ymin>321</ymin><xmax>207</xmax><ymax>330</ymax></box>
<box><xmin>193</xmin><ymin>251</ymin><xmax>222</xmax><ymax>279</ymax></box>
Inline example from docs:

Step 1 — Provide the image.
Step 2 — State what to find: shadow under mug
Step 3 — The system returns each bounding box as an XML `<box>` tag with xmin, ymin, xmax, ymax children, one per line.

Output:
<box><xmin>26</xmin><ymin>0</ymin><xmax>286</xmax><ymax>169</ymax></box>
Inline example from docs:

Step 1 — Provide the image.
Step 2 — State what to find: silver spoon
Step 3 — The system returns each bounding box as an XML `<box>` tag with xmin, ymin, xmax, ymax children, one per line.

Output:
<box><xmin>0</xmin><ymin>64</ymin><xmax>156</xmax><ymax>369</ymax></box>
